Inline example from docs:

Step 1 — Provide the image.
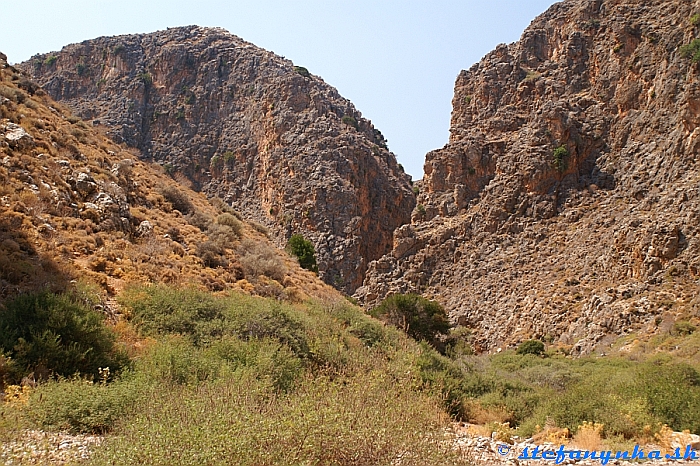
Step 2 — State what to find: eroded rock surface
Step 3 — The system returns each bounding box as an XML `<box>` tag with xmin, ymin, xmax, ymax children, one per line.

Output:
<box><xmin>357</xmin><ymin>0</ymin><xmax>700</xmax><ymax>353</ymax></box>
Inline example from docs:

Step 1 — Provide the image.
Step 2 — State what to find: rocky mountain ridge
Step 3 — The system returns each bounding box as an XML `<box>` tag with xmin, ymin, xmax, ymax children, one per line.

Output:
<box><xmin>19</xmin><ymin>26</ymin><xmax>415</xmax><ymax>294</ymax></box>
<box><xmin>356</xmin><ymin>0</ymin><xmax>700</xmax><ymax>354</ymax></box>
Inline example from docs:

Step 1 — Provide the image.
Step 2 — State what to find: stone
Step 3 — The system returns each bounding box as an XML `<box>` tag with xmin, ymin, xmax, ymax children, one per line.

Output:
<box><xmin>3</xmin><ymin>123</ymin><xmax>35</xmax><ymax>150</ymax></box>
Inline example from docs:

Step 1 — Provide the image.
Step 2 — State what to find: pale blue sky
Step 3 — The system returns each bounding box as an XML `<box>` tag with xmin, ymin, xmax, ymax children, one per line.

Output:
<box><xmin>1</xmin><ymin>0</ymin><xmax>557</xmax><ymax>178</ymax></box>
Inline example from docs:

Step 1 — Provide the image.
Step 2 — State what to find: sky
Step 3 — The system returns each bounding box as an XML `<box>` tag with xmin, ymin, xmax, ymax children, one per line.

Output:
<box><xmin>1</xmin><ymin>0</ymin><xmax>557</xmax><ymax>179</ymax></box>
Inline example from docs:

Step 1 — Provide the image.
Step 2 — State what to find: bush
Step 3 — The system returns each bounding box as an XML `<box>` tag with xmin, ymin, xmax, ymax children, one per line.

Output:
<box><xmin>516</xmin><ymin>340</ymin><xmax>545</xmax><ymax>356</ymax></box>
<box><xmin>673</xmin><ymin>321</ymin><xmax>697</xmax><ymax>336</ymax></box>
<box><xmin>217</xmin><ymin>213</ymin><xmax>242</xmax><ymax>236</ymax></box>
<box><xmin>24</xmin><ymin>375</ymin><xmax>143</xmax><ymax>434</ymax></box>
<box><xmin>196</xmin><ymin>241</ymin><xmax>228</xmax><ymax>268</ymax></box>
<box><xmin>286</xmin><ymin>234</ymin><xmax>318</xmax><ymax>273</ymax></box>
<box><xmin>238</xmin><ymin>239</ymin><xmax>286</xmax><ymax>281</ymax></box>
<box><xmin>341</xmin><ymin>115</ymin><xmax>359</xmax><ymax>130</ymax></box>
<box><xmin>370</xmin><ymin>294</ymin><xmax>450</xmax><ymax>351</ymax></box>
<box><xmin>0</xmin><ymin>292</ymin><xmax>128</xmax><ymax>382</ymax></box>
<box><xmin>88</xmin><ymin>372</ymin><xmax>467</xmax><ymax>466</ymax></box>
<box><xmin>207</xmin><ymin>223</ymin><xmax>239</xmax><ymax>249</ymax></box>
<box><xmin>553</xmin><ymin>145</ymin><xmax>568</xmax><ymax>171</ymax></box>
<box><xmin>680</xmin><ymin>39</ymin><xmax>700</xmax><ymax>63</ymax></box>
<box><xmin>223</xmin><ymin>150</ymin><xmax>236</xmax><ymax>165</ymax></box>
<box><xmin>161</xmin><ymin>186</ymin><xmax>193</xmax><ymax>214</ymax></box>
<box><xmin>185</xmin><ymin>211</ymin><xmax>213</xmax><ymax>231</ymax></box>
<box><xmin>293</xmin><ymin>66</ymin><xmax>310</xmax><ymax>78</ymax></box>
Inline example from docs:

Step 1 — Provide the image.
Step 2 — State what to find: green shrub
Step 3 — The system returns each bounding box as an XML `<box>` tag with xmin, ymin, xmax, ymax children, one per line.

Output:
<box><xmin>138</xmin><ymin>72</ymin><xmax>152</xmax><ymax>85</ymax></box>
<box><xmin>76</xmin><ymin>63</ymin><xmax>87</xmax><ymax>76</ymax></box>
<box><xmin>553</xmin><ymin>145</ymin><xmax>568</xmax><ymax>171</ymax></box>
<box><xmin>680</xmin><ymin>39</ymin><xmax>700</xmax><ymax>63</ymax></box>
<box><xmin>341</xmin><ymin>115</ymin><xmax>359</xmax><ymax>130</ymax></box>
<box><xmin>293</xmin><ymin>66</ymin><xmax>310</xmax><ymax>78</ymax></box>
<box><xmin>119</xmin><ymin>286</ymin><xmax>309</xmax><ymax>357</ymax></box>
<box><xmin>161</xmin><ymin>186</ymin><xmax>193</xmax><ymax>214</ymax></box>
<box><xmin>370</xmin><ymin>294</ymin><xmax>450</xmax><ymax>351</ymax></box>
<box><xmin>88</xmin><ymin>371</ymin><xmax>467</xmax><ymax>466</ymax></box>
<box><xmin>516</xmin><ymin>340</ymin><xmax>545</xmax><ymax>356</ymax></box>
<box><xmin>286</xmin><ymin>234</ymin><xmax>318</xmax><ymax>273</ymax></box>
<box><xmin>223</xmin><ymin>150</ymin><xmax>236</xmax><ymax>165</ymax></box>
<box><xmin>44</xmin><ymin>55</ymin><xmax>57</xmax><ymax>67</ymax></box>
<box><xmin>673</xmin><ymin>321</ymin><xmax>697</xmax><ymax>336</ymax></box>
<box><xmin>0</xmin><ymin>292</ymin><xmax>128</xmax><ymax>383</ymax></box>
<box><xmin>691</xmin><ymin>13</ymin><xmax>700</xmax><ymax>26</ymax></box>
<box><xmin>120</xmin><ymin>286</ymin><xmax>226</xmax><ymax>341</ymax></box>
<box><xmin>24</xmin><ymin>375</ymin><xmax>144</xmax><ymax>434</ymax></box>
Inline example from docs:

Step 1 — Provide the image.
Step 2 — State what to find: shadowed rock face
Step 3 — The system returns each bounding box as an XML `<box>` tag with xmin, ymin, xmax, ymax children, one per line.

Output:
<box><xmin>357</xmin><ymin>0</ymin><xmax>700</xmax><ymax>354</ymax></box>
<box><xmin>20</xmin><ymin>25</ymin><xmax>415</xmax><ymax>293</ymax></box>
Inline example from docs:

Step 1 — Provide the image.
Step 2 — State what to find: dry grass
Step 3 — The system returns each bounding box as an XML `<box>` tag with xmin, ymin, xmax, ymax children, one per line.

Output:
<box><xmin>571</xmin><ymin>421</ymin><xmax>603</xmax><ymax>450</ymax></box>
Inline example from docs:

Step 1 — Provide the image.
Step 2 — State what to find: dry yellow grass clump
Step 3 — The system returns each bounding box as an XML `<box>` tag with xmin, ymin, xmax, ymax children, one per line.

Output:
<box><xmin>0</xmin><ymin>52</ymin><xmax>337</xmax><ymax>302</ymax></box>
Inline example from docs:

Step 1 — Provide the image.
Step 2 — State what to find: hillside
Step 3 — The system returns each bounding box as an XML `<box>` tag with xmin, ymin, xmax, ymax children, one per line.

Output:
<box><xmin>357</xmin><ymin>0</ymin><xmax>700</xmax><ymax>354</ymax></box>
<box><xmin>0</xmin><ymin>49</ymin><xmax>338</xmax><ymax>303</ymax></box>
<box><xmin>18</xmin><ymin>26</ymin><xmax>415</xmax><ymax>294</ymax></box>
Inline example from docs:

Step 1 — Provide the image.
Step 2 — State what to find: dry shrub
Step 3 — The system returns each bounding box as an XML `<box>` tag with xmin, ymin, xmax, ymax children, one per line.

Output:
<box><xmin>216</xmin><ymin>213</ymin><xmax>242</xmax><ymax>235</ymax></box>
<box><xmin>197</xmin><ymin>241</ymin><xmax>228</xmax><ymax>268</ymax></box>
<box><xmin>465</xmin><ymin>401</ymin><xmax>511</xmax><ymax>425</ymax></box>
<box><xmin>654</xmin><ymin>424</ymin><xmax>675</xmax><ymax>451</ymax></box>
<box><xmin>250</xmin><ymin>221</ymin><xmax>270</xmax><ymax>237</ymax></box>
<box><xmin>237</xmin><ymin>239</ymin><xmax>286</xmax><ymax>282</ymax></box>
<box><xmin>572</xmin><ymin>421</ymin><xmax>603</xmax><ymax>450</ymax></box>
<box><xmin>208</xmin><ymin>223</ymin><xmax>238</xmax><ymax>248</ymax></box>
<box><xmin>486</xmin><ymin>421</ymin><xmax>516</xmax><ymax>444</ymax></box>
<box><xmin>533</xmin><ymin>419</ymin><xmax>570</xmax><ymax>444</ymax></box>
<box><xmin>161</xmin><ymin>186</ymin><xmax>193</xmax><ymax>215</ymax></box>
<box><xmin>185</xmin><ymin>211</ymin><xmax>212</xmax><ymax>231</ymax></box>
<box><xmin>173</xmin><ymin>171</ymin><xmax>193</xmax><ymax>189</ymax></box>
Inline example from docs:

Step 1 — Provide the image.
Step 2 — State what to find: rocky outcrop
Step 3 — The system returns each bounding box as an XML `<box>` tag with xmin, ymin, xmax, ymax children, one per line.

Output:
<box><xmin>357</xmin><ymin>0</ymin><xmax>700</xmax><ymax>353</ymax></box>
<box><xmin>19</xmin><ymin>26</ymin><xmax>415</xmax><ymax>293</ymax></box>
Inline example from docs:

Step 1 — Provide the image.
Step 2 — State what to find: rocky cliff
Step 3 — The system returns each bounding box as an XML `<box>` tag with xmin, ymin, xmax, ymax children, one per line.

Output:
<box><xmin>357</xmin><ymin>0</ymin><xmax>700</xmax><ymax>354</ymax></box>
<box><xmin>19</xmin><ymin>26</ymin><xmax>415</xmax><ymax>293</ymax></box>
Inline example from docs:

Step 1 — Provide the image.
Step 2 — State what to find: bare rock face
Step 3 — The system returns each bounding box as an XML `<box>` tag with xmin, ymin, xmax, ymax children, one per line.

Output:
<box><xmin>19</xmin><ymin>26</ymin><xmax>415</xmax><ymax>293</ymax></box>
<box><xmin>357</xmin><ymin>0</ymin><xmax>700</xmax><ymax>353</ymax></box>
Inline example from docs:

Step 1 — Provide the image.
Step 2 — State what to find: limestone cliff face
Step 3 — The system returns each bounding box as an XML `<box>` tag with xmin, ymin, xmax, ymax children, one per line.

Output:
<box><xmin>19</xmin><ymin>26</ymin><xmax>415</xmax><ymax>293</ymax></box>
<box><xmin>357</xmin><ymin>0</ymin><xmax>700</xmax><ymax>354</ymax></box>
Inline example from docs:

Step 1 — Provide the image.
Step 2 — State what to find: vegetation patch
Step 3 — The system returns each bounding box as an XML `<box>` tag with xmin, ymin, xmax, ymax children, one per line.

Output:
<box><xmin>286</xmin><ymin>234</ymin><xmax>318</xmax><ymax>273</ymax></box>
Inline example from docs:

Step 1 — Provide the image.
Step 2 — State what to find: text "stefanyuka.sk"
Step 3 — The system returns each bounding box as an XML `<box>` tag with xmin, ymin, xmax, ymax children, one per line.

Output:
<box><xmin>518</xmin><ymin>445</ymin><xmax>698</xmax><ymax>464</ymax></box>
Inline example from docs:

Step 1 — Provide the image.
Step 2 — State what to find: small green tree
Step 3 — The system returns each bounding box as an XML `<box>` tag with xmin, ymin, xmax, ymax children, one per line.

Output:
<box><xmin>286</xmin><ymin>234</ymin><xmax>318</xmax><ymax>273</ymax></box>
<box><xmin>370</xmin><ymin>294</ymin><xmax>450</xmax><ymax>351</ymax></box>
<box><xmin>516</xmin><ymin>339</ymin><xmax>545</xmax><ymax>356</ymax></box>
<box><xmin>553</xmin><ymin>145</ymin><xmax>568</xmax><ymax>171</ymax></box>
